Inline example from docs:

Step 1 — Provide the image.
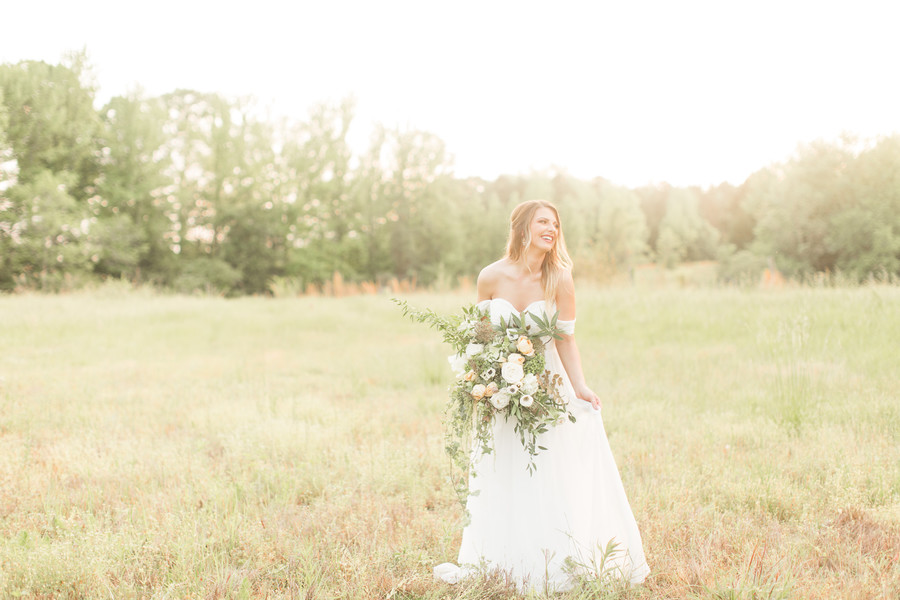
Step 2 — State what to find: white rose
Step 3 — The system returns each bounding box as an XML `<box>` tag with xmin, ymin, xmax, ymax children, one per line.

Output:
<box><xmin>521</xmin><ymin>373</ymin><xmax>539</xmax><ymax>394</ymax></box>
<box><xmin>519</xmin><ymin>394</ymin><xmax>534</xmax><ymax>407</ymax></box>
<box><xmin>508</xmin><ymin>353</ymin><xmax>525</xmax><ymax>365</ymax></box>
<box><xmin>448</xmin><ymin>354</ymin><xmax>467</xmax><ymax>377</ymax></box>
<box><xmin>489</xmin><ymin>390</ymin><xmax>510</xmax><ymax>410</ymax></box>
<box><xmin>501</xmin><ymin>361</ymin><xmax>525</xmax><ymax>384</ymax></box>
<box><xmin>466</xmin><ymin>343</ymin><xmax>484</xmax><ymax>357</ymax></box>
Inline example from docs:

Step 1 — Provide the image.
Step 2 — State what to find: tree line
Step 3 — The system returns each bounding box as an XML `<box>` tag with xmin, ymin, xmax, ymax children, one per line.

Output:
<box><xmin>1</xmin><ymin>54</ymin><xmax>898</xmax><ymax>294</ymax></box>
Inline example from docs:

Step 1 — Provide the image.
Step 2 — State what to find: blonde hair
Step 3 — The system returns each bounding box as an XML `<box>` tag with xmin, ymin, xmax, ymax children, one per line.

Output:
<box><xmin>504</xmin><ymin>200</ymin><xmax>573</xmax><ymax>303</ymax></box>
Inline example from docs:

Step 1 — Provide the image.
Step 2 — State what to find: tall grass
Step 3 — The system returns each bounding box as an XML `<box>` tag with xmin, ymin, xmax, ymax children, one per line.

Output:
<box><xmin>0</xmin><ymin>285</ymin><xmax>898</xmax><ymax>598</ymax></box>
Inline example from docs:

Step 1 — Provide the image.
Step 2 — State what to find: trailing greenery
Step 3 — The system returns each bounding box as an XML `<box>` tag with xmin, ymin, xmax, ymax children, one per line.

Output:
<box><xmin>2</xmin><ymin>54</ymin><xmax>900</xmax><ymax>295</ymax></box>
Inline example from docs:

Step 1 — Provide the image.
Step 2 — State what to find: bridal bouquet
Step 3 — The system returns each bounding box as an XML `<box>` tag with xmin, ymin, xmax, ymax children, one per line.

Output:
<box><xmin>394</xmin><ymin>299</ymin><xmax>576</xmax><ymax>500</ymax></box>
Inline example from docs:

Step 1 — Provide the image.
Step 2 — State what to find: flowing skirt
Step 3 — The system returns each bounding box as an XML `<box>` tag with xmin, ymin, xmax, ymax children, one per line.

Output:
<box><xmin>441</xmin><ymin>345</ymin><xmax>650</xmax><ymax>591</ymax></box>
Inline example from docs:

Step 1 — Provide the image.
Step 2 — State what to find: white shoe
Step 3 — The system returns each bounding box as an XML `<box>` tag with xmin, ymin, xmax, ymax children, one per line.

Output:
<box><xmin>433</xmin><ymin>563</ymin><xmax>462</xmax><ymax>584</ymax></box>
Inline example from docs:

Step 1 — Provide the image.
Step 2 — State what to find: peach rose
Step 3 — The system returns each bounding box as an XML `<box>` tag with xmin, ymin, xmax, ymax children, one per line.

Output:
<box><xmin>516</xmin><ymin>336</ymin><xmax>535</xmax><ymax>357</ymax></box>
<box><xmin>470</xmin><ymin>384</ymin><xmax>486</xmax><ymax>400</ymax></box>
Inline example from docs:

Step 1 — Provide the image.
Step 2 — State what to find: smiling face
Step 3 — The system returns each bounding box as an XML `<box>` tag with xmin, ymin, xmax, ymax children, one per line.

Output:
<box><xmin>528</xmin><ymin>207</ymin><xmax>559</xmax><ymax>253</ymax></box>
<box><xmin>505</xmin><ymin>200</ymin><xmax>571</xmax><ymax>269</ymax></box>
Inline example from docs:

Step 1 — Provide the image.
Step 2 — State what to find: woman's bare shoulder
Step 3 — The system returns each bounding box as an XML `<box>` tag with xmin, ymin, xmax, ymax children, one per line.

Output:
<box><xmin>477</xmin><ymin>259</ymin><xmax>510</xmax><ymax>299</ymax></box>
<box><xmin>478</xmin><ymin>259</ymin><xmax>510</xmax><ymax>279</ymax></box>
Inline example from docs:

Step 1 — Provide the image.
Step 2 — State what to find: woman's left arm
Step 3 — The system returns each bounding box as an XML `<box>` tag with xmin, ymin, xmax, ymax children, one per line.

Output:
<box><xmin>555</xmin><ymin>270</ymin><xmax>601</xmax><ymax>410</ymax></box>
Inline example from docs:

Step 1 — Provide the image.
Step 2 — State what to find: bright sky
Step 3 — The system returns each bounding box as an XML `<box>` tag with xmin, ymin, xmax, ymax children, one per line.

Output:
<box><xmin>3</xmin><ymin>0</ymin><xmax>899</xmax><ymax>188</ymax></box>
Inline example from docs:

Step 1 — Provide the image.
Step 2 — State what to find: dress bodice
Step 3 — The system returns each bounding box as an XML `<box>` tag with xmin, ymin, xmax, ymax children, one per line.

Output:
<box><xmin>478</xmin><ymin>297</ymin><xmax>575</xmax><ymax>336</ymax></box>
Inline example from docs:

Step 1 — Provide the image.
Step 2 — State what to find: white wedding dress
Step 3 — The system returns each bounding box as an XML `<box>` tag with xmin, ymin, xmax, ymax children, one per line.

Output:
<box><xmin>434</xmin><ymin>298</ymin><xmax>650</xmax><ymax>592</ymax></box>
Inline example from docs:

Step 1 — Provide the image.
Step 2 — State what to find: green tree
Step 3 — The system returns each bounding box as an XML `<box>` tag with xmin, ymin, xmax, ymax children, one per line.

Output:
<box><xmin>350</xmin><ymin>125</ymin><xmax>458</xmax><ymax>286</ymax></box>
<box><xmin>95</xmin><ymin>91</ymin><xmax>173</xmax><ymax>281</ymax></box>
<box><xmin>656</xmin><ymin>188</ymin><xmax>719</xmax><ymax>267</ymax></box>
<box><xmin>635</xmin><ymin>184</ymin><xmax>670</xmax><ymax>254</ymax></box>
<box><xmin>154</xmin><ymin>90</ymin><xmax>281</xmax><ymax>294</ymax></box>
<box><xmin>5</xmin><ymin>170</ymin><xmax>92</xmax><ymax>289</ymax></box>
<box><xmin>581</xmin><ymin>179</ymin><xmax>648</xmax><ymax>278</ymax></box>
<box><xmin>0</xmin><ymin>95</ymin><xmax>21</xmax><ymax>290</ymax></box>
<box><xmin>0</xmin><ymin>54</ymin><xmax>100</xmax><ymax>198</ymax></box>
<box><xmin>827</xmin><ymin>135</ymin><xmax>900</xmax><ymax>278</ymax></box>
<box><xmin>0</xmin><ymin>54</ymin><xmax>101</xmax><ymax>289</ymax></box>
<box><xmin>380</xmin><ymin>127</ymin><xmax>456</xmax><ymax>285</ymax></box>
<box><xmin>746</xmin><ymin>140</ymin><xmax>853</xmax><ymax>276</ymax></box>
<box><xmin>697</xmin><ymin>182</ymin><xmax>755</xmax><ymax>249</ymax></box>
<box><xmin>452</xmin><ymin>177</ymin><xmax>510</xmax><ymax>279</ymax></box>
<box><xmin>281</xmin><ymin>99</ymin><xmax>360</xmax><ymax>288</ymax></box>
<box><xmin>206</xmin><ymin>97</ymin><xmax>283</xmax><ymax>294</ymax></box>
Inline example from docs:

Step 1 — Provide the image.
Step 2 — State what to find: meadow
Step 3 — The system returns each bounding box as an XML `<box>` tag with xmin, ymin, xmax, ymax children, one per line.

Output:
<box><xmin>0</xmin><ymin>283</ymin><xmax>898</xmax><ymax>599</ymax></box>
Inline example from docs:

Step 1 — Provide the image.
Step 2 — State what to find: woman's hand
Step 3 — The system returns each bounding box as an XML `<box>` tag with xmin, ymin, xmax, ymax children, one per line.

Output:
<box><xmin>574</xmin><ymin>383</ymin><xmax>601</xmax><ymax>410</ymax></box>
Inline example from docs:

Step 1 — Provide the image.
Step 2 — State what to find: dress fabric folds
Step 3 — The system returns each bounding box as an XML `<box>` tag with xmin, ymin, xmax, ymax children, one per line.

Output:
<box><xmin>436</xmin><ymin>298</ymin><xmax>649</xmax><ymax>592</ymax></box>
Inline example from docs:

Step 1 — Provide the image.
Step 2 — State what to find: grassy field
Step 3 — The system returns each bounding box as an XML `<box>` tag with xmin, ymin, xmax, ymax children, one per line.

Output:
<box><xmin>1</xmin><ymin>283</ymin><xmax>898</xmax><ymax>599</ymax></box>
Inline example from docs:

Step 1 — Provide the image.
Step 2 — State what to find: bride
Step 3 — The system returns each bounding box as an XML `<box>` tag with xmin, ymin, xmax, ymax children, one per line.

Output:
<box><xmin>434</xmin><ymin>199</ymin><xmax>650</xmax><ymax>592</ymax></box>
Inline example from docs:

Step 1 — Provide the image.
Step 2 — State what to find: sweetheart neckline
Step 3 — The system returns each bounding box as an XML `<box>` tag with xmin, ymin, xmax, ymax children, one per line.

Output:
<box><xmin>486</xmin><ymin>297</ymin><xmax>546</xmax><ymax>313</ymax></box>
<box><xmin>481</xmin><ymin>297</ymin><xmax>575</xmax><ymax>325</ymax></box>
